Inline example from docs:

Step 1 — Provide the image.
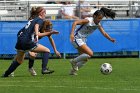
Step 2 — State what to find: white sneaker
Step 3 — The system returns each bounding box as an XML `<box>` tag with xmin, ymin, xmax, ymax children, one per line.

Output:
<box><xmin>9</xmin><ymin>72</ymin><xmax>14</xmax><ymax>77</ymax></box>
<box><xmin>29</xmin><ymin>67</ymin><xmax>37</xmax><ymax>76</ymax></box>
<box><xmin>70</xmin><ymin>59</ymin><xmax>78</xmax><ymax>71</ymax></box>
<box><xmin>69</xmin><ymin>69</ymin><xmax>78</xmax><ymax>75</ymax></box>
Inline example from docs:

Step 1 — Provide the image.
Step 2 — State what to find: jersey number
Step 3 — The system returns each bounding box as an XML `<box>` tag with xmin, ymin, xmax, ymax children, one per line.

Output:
<box><xmin>25</xmin><ymin>20</ymin><xmax>32</xmax><ymax>29</ymax></box>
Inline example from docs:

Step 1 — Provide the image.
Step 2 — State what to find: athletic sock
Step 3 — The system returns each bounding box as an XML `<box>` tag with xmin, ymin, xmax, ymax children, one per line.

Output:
<box><xmin>77</xmin><ymin>61</ymin><xmax>87</xmax><ymax>69</ymax></box>
<box><xmin>73</xmin><ymin>53</ymin><xmax>90</xmax><ymax>63</ymax></box>
<box><xmin>28</xmin><ymin>58</ymin><xmax>34</xmax><ymax>69</ymax></box>
<box><xmin>3</xmin><ymin>61</ymin><xmax>20</xmax><ymax>77</ymax></box>
<box><xmin>42</xmin><ymin>52</ymin><xmax>49</xmax><ymax>71</ymax></box>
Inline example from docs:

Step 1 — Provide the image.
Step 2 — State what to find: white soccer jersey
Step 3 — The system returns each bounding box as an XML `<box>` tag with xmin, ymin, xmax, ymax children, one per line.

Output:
<box><xmin>74</xmin><ymin>17</ymin><xmax>99</xmax><ymax>38</ymax></box>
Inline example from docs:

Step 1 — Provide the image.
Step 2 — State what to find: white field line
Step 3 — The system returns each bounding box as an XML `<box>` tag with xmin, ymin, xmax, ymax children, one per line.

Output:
<box><xmin>0</xmin><ymin>85</ymin><xmax>139</xmax><ymax>91</ymax></box>
<box><xmin>0</xmin><ymin>80</ymin><xmax>140</xmax><ymax>83</ymax></box>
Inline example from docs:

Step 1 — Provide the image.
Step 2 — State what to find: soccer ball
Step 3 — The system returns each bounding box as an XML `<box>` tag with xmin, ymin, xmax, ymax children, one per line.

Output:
<box><xmin>100</xmin><ymin>63</ymin><xmax>112</xmax><ymax>75</ymax></box>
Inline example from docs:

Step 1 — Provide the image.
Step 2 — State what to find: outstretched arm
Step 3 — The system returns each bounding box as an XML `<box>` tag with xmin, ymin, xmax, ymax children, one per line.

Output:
<box><xmin>38</xmin><ymin>30</ymin><xmax>59</xmax><ymax>38</ymax></box>
<box><xmin>48</xmin><ymin>36</ymin><xmax>61</xmax><ymax>58</ymax></box>
<box><xmin>98</xmin><ymin>24</ymin><xmax>115</xmax><ymax>43</ymax></box>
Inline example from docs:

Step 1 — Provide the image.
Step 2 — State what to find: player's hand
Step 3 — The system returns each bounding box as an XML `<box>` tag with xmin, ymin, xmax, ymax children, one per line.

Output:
<box><xmin>29</xmin><ymin>51</ymin><xmax>37</xmax><ymax>58</ymax></box>
<box><xmin>70</xmin><ymin>34</ymin><xmax>74</xmax><ymax>42</ymax></box>
<box><xmin>51</xmin><ymin>30</ymin><xmax>59</xmax><ymax>34</ymax></box>
<box><xmin>110</xmin><ymin>38</ymin><xmax>116</xmax><ymax>43</ymax></box>
<box><xmin>55</xmin><ymin>50</ymin><xmax>61</xmax><ymax>58</ymax></box>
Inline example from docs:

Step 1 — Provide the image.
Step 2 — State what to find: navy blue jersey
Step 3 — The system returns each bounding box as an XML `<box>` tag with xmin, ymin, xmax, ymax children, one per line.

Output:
<box><xmin>15</xmin><ymin>17</ymin><xmax>44</xmax><ymax>51</ymax></box>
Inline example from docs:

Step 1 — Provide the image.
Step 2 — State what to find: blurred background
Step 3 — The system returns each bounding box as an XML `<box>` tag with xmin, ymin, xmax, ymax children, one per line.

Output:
<box><xmin>0</xmin><ymin>0</ymin><xmax>140</xmax><ymax>20</ymax></box>
<box><xmin>0</xmin><ymin>0</ymin><xmax>140</xmax><ymax>59</ymax></box>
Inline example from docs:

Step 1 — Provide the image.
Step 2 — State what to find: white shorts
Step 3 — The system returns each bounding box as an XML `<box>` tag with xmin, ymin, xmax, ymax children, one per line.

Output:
<box><xmin>72</xmin><ymin>38</ymin><xmax>86</xmax><ymax>48</ymax></box>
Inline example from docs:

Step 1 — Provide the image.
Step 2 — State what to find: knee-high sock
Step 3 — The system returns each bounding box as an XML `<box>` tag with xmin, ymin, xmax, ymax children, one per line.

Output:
<box><xmin>73</xmin><ymin>54</ymin><xmax>90</xmax><ymax>63</ymax></box>
<box><xmin>77</xmin><ymin>61</ymin><xmax>87</xmax><ymax>69</ymax></box>
<box><xmin>4</xmin><ymin>61</ymin><xmax>20</xmax><ymax>77</ymax></box>
<box><xmin>28</xmin><ymin>58</ymin><xmax>34</xmax><ymax>69</ymax></box>
<box><xmin>42</xmin><ymin>52</ymin><xmax>49</xmax><ymax>71</ymax></box>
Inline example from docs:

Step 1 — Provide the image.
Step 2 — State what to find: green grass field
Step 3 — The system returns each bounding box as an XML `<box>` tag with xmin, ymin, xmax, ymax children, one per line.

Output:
<box><xmin>0</xmin><ymin>58</ymin><xmax>140</xmax><ymax>93</ymax></box>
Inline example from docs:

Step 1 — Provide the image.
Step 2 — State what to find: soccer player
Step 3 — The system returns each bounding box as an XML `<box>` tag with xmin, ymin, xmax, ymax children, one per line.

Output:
<box><xmin>10</xmin><ymin>7</ymin><xmax>61</xmax><ymax>77</ymax></box>
<box><xmin>69</xmin><ymin>7</ymin><xmax>116</xmax><ymax>75</ymax></box>
<box><xmin>27</xmin><ymin>7</ymin><xmax>61</xmax><ymax>76</ymax></box>
<box><xmin>2</xmin><ymin>7</ymin><xmax>59</xmax><ymax>77</ymax></box>
<box><xmin>27</xmin><ymin>20</ymin><xmax>61</xmax><ymax>76</ymax></box>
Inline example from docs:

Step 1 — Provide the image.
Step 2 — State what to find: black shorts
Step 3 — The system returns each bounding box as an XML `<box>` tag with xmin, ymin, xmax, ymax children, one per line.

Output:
<box><xmin>15</xmin><ymin>37</ymin><xmax>37</xmax><ymax>52</ymax></box>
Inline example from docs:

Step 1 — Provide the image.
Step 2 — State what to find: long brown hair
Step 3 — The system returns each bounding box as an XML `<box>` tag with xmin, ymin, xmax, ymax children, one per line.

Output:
<box><xmin>28</xmin><ymin>6</ymin><xmax>45</xmax><ymax>20</ymax></box>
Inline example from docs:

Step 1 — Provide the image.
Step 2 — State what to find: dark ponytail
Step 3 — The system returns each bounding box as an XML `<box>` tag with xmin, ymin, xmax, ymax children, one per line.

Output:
<box><xmin>93</xmin><ymin>7</ymin><xmax>116</xmax><ymax>20</ymax></box>
<box><xmin>100</xmin><ymin>7</ymin><xmax>116</xmax><ymax>19</ymax></box>
<box><xmin>28</xmin><ymin>7</ymin><xmax>37</xmax><ymax>20</ymax></box>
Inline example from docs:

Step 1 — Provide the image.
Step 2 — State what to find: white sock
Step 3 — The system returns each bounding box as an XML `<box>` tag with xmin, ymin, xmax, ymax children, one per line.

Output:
<box><xmin>77</xmin><ymin>61</ymin><xmax>87</xmax><ymax>69</ymax></box>
<box><xmin>73</xmin><ymin>54</ymin><xmax>90</xmax><ymax>63</ymax></box>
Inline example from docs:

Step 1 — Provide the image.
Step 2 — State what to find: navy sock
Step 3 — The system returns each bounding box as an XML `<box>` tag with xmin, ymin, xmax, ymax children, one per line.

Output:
<box><xmin>4</xmin><ymin>61</ymin><xmax>20</xmax><ymax>77</ymax></box>
<box><xmin>42</xmin><ymin>52</ymin><xmax>49</xmax><ymax>71</ymax></box>
<box><xmin>28</xmin><ymin>58</ymin><xmax>34</xmax><ymax>69</ymax></box>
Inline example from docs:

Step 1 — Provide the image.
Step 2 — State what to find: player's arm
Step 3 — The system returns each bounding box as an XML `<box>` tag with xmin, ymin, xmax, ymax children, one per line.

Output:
<box><xmin>98</xmin><ymin>23</ymin><xmax>115</xmax><ymax>43</ymax></box>
<box><xmin>38</xmin><ymin>31</ymin><xmax>52</xmax><ymax>38</ymax></box>
<box><xmin>48</xmin><ymin>36</ymin><xmax>61</xmax><ymax>57</ymax></box>
<box><xmin>38</xmin><ymin>20</ymin><xmax>59</xmax><ymax>38</ymax></box>
<box><xmin>35</xmin><ymin>23</ymin><xmax>52</xmax><ymax>41</ymax></box>
<box><xmin>34</xmin><ymin>24</ymin><xmax>40</xmax><ymax>42</ymax></box>
<box><xmin>70</xmin><ymin>19</ymin><xmax>89</xmax><ymax>42</ymax></box>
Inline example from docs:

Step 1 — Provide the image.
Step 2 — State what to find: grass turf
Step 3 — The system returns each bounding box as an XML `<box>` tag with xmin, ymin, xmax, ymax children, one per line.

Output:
<box><xmin>0</xmin><ymin>58</ymin><xmax>140</xmax><ymax>93</ymax></box>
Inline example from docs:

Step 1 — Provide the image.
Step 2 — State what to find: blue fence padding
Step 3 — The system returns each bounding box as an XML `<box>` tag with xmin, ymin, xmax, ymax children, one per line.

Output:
<box><xmin>0</xmin><ymin>19</ymin><xmax>140</xmax><ymax>54</ymax></box>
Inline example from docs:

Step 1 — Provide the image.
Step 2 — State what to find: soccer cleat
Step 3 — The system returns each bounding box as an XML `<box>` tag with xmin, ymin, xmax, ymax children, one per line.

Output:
<box><xmin>42</xmin><ymin>68</ymin><xmax>54</xmax><ymax>74</ymax></box>
<box><xmin>69</xmin><ymin>69</ymin><xmax>78</xmax><ymax>75</ymax></box>
<box><xmin>29</xmin><ymin>67</ymin><xmax>37</xmax><ymax>76</ymax></box>
<box><xmin>1</xmin><ymin>74</ymin><xmax>8</xmax><ymax>78</ymax></box>
<box><xmin>9</xmin><ymin>72</ymin><xmax>14</xmax><ymax>77</ymax></box>
<box><xmin>70</xmin><ymin>59</ymin><xmax>78</xmax><ymax>71</ymax></box>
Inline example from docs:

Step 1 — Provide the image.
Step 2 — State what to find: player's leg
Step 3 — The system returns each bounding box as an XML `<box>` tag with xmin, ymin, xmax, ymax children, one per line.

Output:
<box><xmin>8</xmin><ymin>51</ymin><xmax>37</xmax><ymax>77</ymax></box>
<box><xmin>76</xmin><ymin>49</ymin><xmax>89</xmax><ymax>70</ymax></box>
<box><xmin>70</xmin><ymin>44</ymin><xmax>93</xmax><ymax>75</ymax></box>
<box><xmin>75</xmin><ymin>44</ymin><xmax>93</xmax><ymax>68</ymax></box>
<box><xmin>28</xmin><ymin>51</ymin><xmax>37</xmax><ymax>76</ymax></box>
<box><xmin>28</xmin><ymin>51</ymin><xmax>36</xmax><ymax>69</ymax></box>
<box><xmin>31</xmin><ymin>44</ymin><xmax>54</xmax><ymax>74</ymax></box>
<box><xmin>9</xmin><ymin>55</ymin><xmax>18</xmax><ymax>77</ymax></box>
<box><xmin>41</xmin><ymin>52</ymin><xmax>54</xmax><ymax>74</ymax></box>
<box><xmin>2</xmin><ymin>51</ymin><xmax>25</xmax><ymax>77</ymax></box>
<box><xmin>73</xmin><ymin>45</ymin><xmax>92</xmax><ymax>63</ymax></box>
<box><xmin>70</xmin><ymin>38</ymin><xmax>93</xmax><ymax>70</ymax></box>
